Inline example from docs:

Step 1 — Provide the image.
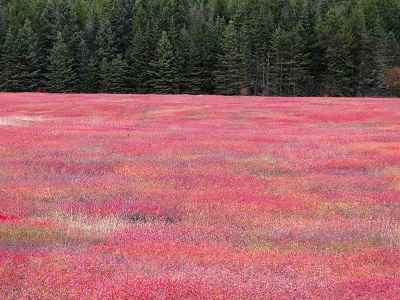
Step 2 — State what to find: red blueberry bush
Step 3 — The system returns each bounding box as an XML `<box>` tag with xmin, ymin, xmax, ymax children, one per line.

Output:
<box><xmin>0</xmin><ymin>93</ymin><xmax>399</xmax><ymax>299</ymax></box>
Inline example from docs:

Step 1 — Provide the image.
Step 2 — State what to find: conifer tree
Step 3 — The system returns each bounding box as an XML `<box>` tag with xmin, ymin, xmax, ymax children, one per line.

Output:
<box><xmin>45</xmin><ymin>32</ymin><xmax>77</xmax><ymax>93</ymax></box>
<box><xmin>98</xmin><ymin>58</ymin><xmax>111</xmax><ymax>93</ymax></box>
<box><xmin>85</xmin><ymin>56</ymin><xmax>99</xmax><ymax>93</ymax></box>
<box><xmin>348</xmin><ymin>5</ymin><xmax>373</xmax><ymax>96</ymax></box>
<box><xmin>125</xmin><ymin>18</ymin><xmax>159</xmax><ymax>94</ymax></box>
<box><xmin>11</xmin><ymin>19</ymin><xmax>42</xmax><ymax>91</ymax></box>
<box><xmin>175</xmin><ymin>27</ymin><xmax>202</xmax><ymax>94</ymax></box>
<box><xmin>368</xmin><ymin>19</ymin><xmax>392</xmax><ymax>96</ymax></box>
<box><xmin>269</xmin><ymin>23</ymin><xmax>310</xmax><ymax>96</ymax></box>
<box><xmin>109</xmin><ymin>0</ymin><xmax>134</xmax><ymax>55</ymax></box>
<box><xmin>76</xmin><ymin>37</ymin><xmax>90</xmax><ymax>92</ymax></box>
<box><xmin>316</xmin><ymin>9</ymin><xmax>353</xmax><ymax>96</ymax></box>
<box><xmin>213</xmin><ymin>20</ymin><xmax>244</xmax><ymax>95</ymax></box>
<box><xmin>0</xmin><ymin>26</ymin><xmax>18</xmax><ymax>91</ymax></box>
<box><xmin>148</xmin><ymin>30</ymin><xmax>178</xmax><ymax>94</ymax></box>
<box><xmin>109</xmin><ymin>54</ymin><xmax>128</xmax><ymax>94</ymax></box>
<box><xmin>33</xmin><ymin>0</ymin><xmax>57</xmax><ymax>85</ymax></box>
<box><xmin>95</xmin><ymin>16</ymin><xmax>117</xmax><ymax>62</ymax></box>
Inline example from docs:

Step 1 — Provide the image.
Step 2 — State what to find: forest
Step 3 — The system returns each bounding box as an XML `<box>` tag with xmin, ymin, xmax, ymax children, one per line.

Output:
<box><xmin>0</xmin><ymin>0</ymin><xmax>400</xmax><ymax>96</ymax></box>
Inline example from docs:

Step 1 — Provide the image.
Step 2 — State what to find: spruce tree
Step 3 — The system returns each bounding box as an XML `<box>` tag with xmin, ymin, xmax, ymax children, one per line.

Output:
<box><xmin>109</xmin><ymin>54</ymin><xmax>128</xmax><ymax>94</ymax></box>
<box><xmin>109</xmin><ymin>0</ymin><xmax>134</xmax><ymax>55</ymax></box>
<box><xmin>0</xmin><ymin>26</ymin><xmax>18</xmax><ymax>91</ymax></box>
<box><xmin>33</xmin><ymin>0</ymin><xmax>57</xmax><ymax>85</ymax></box>
<box><xmin>45</xmin><ymin>32</ymin><xmax>77</xmax><ymax>93</ymax></box>
<box><xmin>76</xmin><ymin>37</ymin><xmax>90</xmax><ymax>92</ymax></box>
<box><xmin>368</xmin><ymin>19</ymin><xmax>392</xmax><ymax>96</ymax></box>
<box><xmin>85</xmin><ymin>56</ymin><xmax>99</xmax><ymax>93</ymax></box>
<box><xmin>175</xmin><ymin>27</ymin><xmax>202</xmax><ymax>94</ymax></box>
<box><xmin>148</xmin><ymin>31</ymin><xmax>178</xmax><ymax>94</ymax></box>
<box><xmin>316</xmin><ymin>9</ymin><xmax>354</xmax><ymax>96</ymax></box>
<box><xmin>213</xmin><ymin>20</ymin><xmax>244</xmax><ymax>95</ymax></box>
<box><xmin>268</xmin><ymin>25</ymin><xmax>310</xmax><ymax>96</ymax></box>
<box><xmin>12</xmin><ymin>19</ymin><xmax>42</xmax><ymax>91</ymax></box>
<box><xmin>96</xmin><ymin>16</ymin><xmax>117</xmax><ymax>63</ymax></box>
<box><xmin>98</xmin><ymin>58</ymin><xmax>111</xmax><ymax>93</ymax></box>
<box><xmin>348</xmin><ymin>5</ymin><xmax>373</xmax><ymax>96</ymax></box>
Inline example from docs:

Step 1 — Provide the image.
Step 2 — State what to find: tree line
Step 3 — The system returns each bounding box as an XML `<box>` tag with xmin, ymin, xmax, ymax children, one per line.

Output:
<box><xmin>0</xmin><ymin>0</ymin><xmax>400</xmax><ymax>96</ymax></box>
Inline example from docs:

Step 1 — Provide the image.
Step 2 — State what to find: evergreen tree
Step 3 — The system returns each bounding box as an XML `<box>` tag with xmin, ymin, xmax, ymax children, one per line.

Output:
<box><xmin>85</xmin><ymin>55</ymin><xmax>99</xmax><ymax>93</ymax></box>
<box><xmin>54</xmin><ymin>0</ymin><xmax>81</xmax><ymax>52</ymax></box>
<box><xmin>368</xmin><ymin>19</ymin><xmax>392</xmax><ymax>96</ymax></box>
<box><xmin>148</xmin><ymin>30</ymin><xmax>178</xmax><ymax>94</ymax></box>
<box><xmin>54</xmin><ymin>0</ymin><xmax>83</xmax><ymax>75</ymax></box>
<box><xmin>197</xmin><ymin>16</ymin><xmax>225</xmax><ymax>94</ymax></box>
<box><xmin>268</xmin><ymin>25</ymin><xmax>310</xmax><ymax>96</ymax></box>
<box><xmin>109</xmin><ymin>54</ymin><xmax>128</xmax><ymax>93</ymax></box>
<box><xmin>109</xmin><ymin>0</ymin><xmax>134</xmax><ymax>55</ymax></box>
<box><xmin>213</xmin><ymin>20</ymin><xmax>244</xmax><ymax>95</ymax></box>
<box><xmin>45</xmin><ymin>32</ymin><xmax>77</xmax><ymax>93</ymax></box>
<box><xmin>33</xmin><ymin>0</ymin><xmax>57</xmax><ymax>85</ymax></box>
<box><xmin>11</xmin><ymin>19</ymin><xmax>42</xmax><ymax>91</ymax></box>
<box><xmin>126</xmin><ymin>18</ymin><xmax>159</xmax><ymax>93</ymax></box>
<box><xmin>0</xmin><ymin>0</ymin><xmax>399</xmax><ymax>96</ymax></box>
<box><xmin>98</xmin><ymin>58</ymin><xmax>111</xmax><ymax>93</ymax></box>
<box><xmin>0</xmin><ymin>26</ymin><xmax>18</xmax><ymax>91</ymax></box>
<box><xmin>348</xmin><ymin>5</ymin><xmax>373</xmax><ymax>96</ymax></box>
<box><xmin>95</xmin><ymin>16</ymin><xmax>117</xmax><ymax>62</ymax></box>
<box><xmin>76</xmin><ymin>36</ymin><xmax>90</xmax><ymax>92</ymax></box>
<box><xmin>175</xmin><ymin>27</ymin><xmax>202</xmax><ymax>94</ymax></box>
<box><xmin>316</xmin><ymin>9</ymin><xmax>354</xmax><ymax>96</ymax></box>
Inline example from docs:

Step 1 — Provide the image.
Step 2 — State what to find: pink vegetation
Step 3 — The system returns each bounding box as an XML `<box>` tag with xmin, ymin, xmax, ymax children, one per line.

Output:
<box><xmin>0</xmin><ymin>93</ymin><xmax>399</xmax><ymax>299</ymax></box>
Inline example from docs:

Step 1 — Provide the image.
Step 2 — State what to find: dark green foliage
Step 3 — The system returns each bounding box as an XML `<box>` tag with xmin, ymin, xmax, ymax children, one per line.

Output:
<box><xmin>85</xmin><ymin>56</ymin><xmax>99</xmax><ymax>93</ymax></box>
<box><xmin>95</xmin><ymin>16</ymin><xmax>116</xmax><ymax>62</ymax></box>
<box><xmin>109</xmin><ymin>0</ymin><xmax>134</xmax><ymax>54</ymax></box>
<box><xmin>175</xmin><ymin>27</ymin><xmax>203</xmax><ymax>94</ymax></box>
<box><xmin>368</xmin><ymin>19</ymin><xmax>392</xmax><ymax>96</ymax></box>
<box><xmin>148</xmin><ymin>31</ymin><xmax>178</xmax><ymax>94</ymax></box>
<box><xmin>109</xmin><ymin>54</ymin><xmax>128</xmax><ymax>93</ymax></box>
<box><xmin>213</xmin><ymin>20</ymin><xmax>244</xmax><ymax>95</ymax></box>
<box><xmin>269</xmin><ymin>23</ymin><xmax>310</xmax><ymax>96</ymax></box>
<box><xmin>33</xmin><ymin>0</ymin><xmax>57</xmax><ymax>84</ymax></box>
<box><xmin>0</xmin><ymin>0</ymin><xmax>399</xmax><ymax>96</ymax></box>
<box><xmin>316</xmin><ymin>9</ymin><xmax>354</xmax><ymax>96</ymax></box>
<box><xmin>12</xmin><ymin>20</ymin><xmax>42</xmax><ymax>91</ymax></box>
<box><xmin>45</xmin><ymin>32</ymin><xmax>77</xmax><ymax>93</ymax></box>
<box><xmin>0</xmin><ymin>26</ymin><xmax>19</xmax><ymax>91</ymax></box>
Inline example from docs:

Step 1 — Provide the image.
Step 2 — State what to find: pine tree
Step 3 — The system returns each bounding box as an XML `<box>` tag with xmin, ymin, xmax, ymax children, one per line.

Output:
<box><xmin>98</xmin><ymin>58</ymin><xmax>111</xmax><ymax>93</ymax></box>
<box><xmin>85</xmin><ymin>56</ymin><xmax>99</xmax><ymax>93</ymax></box>
<box><xmin>76</xmin><ymin>37</ymin><xmax>90</xmax><ymax>92</ymax></box>
<box><xmin>368</xmin><ymin>19</ymin><xmax>392</xmax><ymax>96</ymax></box>
<box><xmin>11</xmin><ymin>19</ymin><xmax>42</xmax><ymax>91</ymax></box>
<box><xmin>0</xmin><ymin>26</ymin><xmax>18</xmax><ymax>91</ymax></box>
<box><xmin>95</xmin><ymin>16</ymin><xmax>117</xmax><ymax>62</ymax></box>
<box><xmin>175</xmin><ymin>27</ymin><xmax>202</xmax><ymax>94</ymax></box>
<box><xmin>148</xmin><ymin>30</ymin><xmax>178</xmax><ymax>94</ymax></box>
<box><xmin>126</xmin><ymin>15</ymin><xmax>160</xmax><ymax>93</ymax></box>
<box><xmin>109</xmin><ymin>54</ymin><xmax>128</xmax><ymax>94</ymax></box>
<box><xmin>109</xmin><ymin>0</ymin><xmax>134</xmax><ymax>55</ymax></box>
<box><xmin>213</xmin><ymin>20</ymin><xmax>244</xmax><ymax>95</ymax></box>
<box><xmin>33</xmin><ymin>0</ymin><xmax>57</xmax><ymax>85</ymax></box>
<box><xmin>54</xmin><ymin>0</ymin><xmax>83</xmax><ymax>76</ymax></box>
<box><xmin>54</xmin><ymin>0</ymin><xmax>81</xmax><ymax>52</ymax></box>
<box><xmin>268</xmin><ymin>25</ymin><xmax>310</xmax><ymax>96</ymax></box>
<box><xmin>45</xmin><ymin>32</ymin><xmax>77</xmax><ymax>93</ymax></box>
<box><xmin>316</xmin><ymin>9</ymin><xmax>354</xmax><ymax>96</ymax></box>
<box><xmin>348</xmin><ymin>5</ymin><xmax>373</xmax><ymax>96</ymax></box>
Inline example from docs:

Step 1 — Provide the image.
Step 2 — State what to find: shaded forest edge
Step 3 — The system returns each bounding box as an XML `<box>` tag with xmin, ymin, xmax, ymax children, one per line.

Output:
<box><xmin>0</xmin><ymin>0</ymin><xmax>400</xmax><ymax>96</ymax></box>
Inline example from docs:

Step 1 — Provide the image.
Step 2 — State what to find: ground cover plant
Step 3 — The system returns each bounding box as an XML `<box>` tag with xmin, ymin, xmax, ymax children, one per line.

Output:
<box><xmin>0</xmin><ymin>93</ymin><xmax>399</xmax><ymax>299</ymax></box>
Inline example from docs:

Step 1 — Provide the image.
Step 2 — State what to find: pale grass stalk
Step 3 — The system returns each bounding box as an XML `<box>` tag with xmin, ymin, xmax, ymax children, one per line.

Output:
<box><xmin>367</xmin><ymin>215</ymin><xmax>400</xmax><ymax>247</ymax></box>
<box><xmin>53</xmin><ymin>211</ymin><xmax>131</xmax><ymax>237</ymax></box>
